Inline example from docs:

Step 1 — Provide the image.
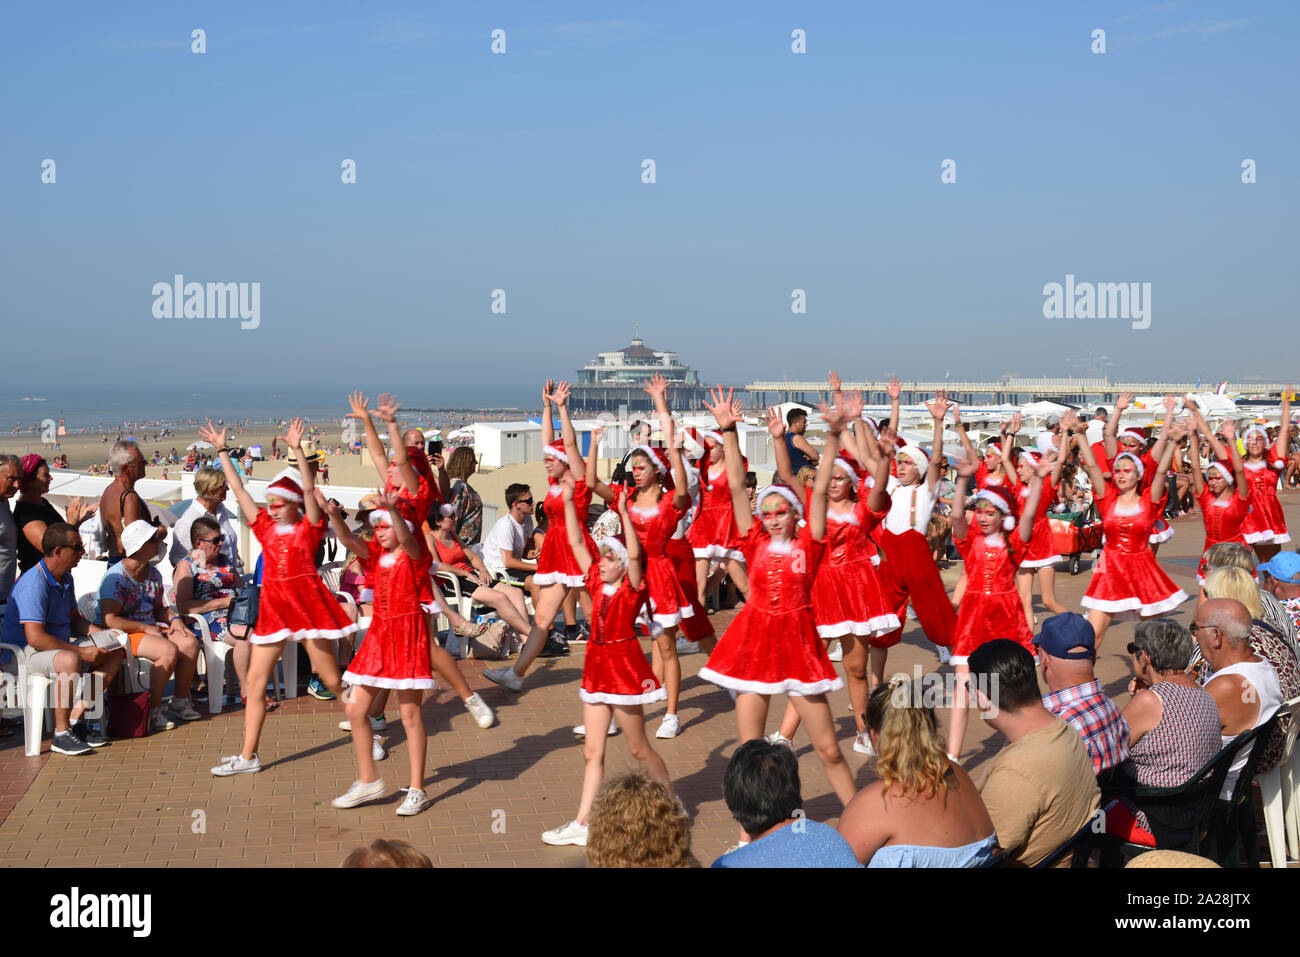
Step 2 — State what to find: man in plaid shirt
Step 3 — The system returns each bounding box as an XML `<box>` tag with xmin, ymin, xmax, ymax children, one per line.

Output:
<box><xmin>1035</xmin><ymin>613</ymin><xmax>1129</xmax><ymax>774</ymax></box>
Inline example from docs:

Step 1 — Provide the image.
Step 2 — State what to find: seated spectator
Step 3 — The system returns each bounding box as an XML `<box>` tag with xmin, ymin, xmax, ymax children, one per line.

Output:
<box><xmin>0</xmin><ymin>524</ymin><xmax>125</xmax><ymax>755</ymax></box>
<box><xmin>14</xmin><ymin>455</ymin><xmax>94</xmax><ymax>574</ymax></box>
<box><xmin>0</xmin><ymin>455</ymin><xmax>19</xmax><ymax>621</ymax></box>
<box><xmin>482</xmin><ymin>483</ymin><xmax>539</xmax><ymax>614</ymax></box>
<box><xmin>967</xmin><ymin>639</ymin><xmax>1100</xmax><ymax>867</ymax></box>
<box><xmin>1195</xmin><ymin>598</ymin><xmax>1283</xmax><ymax>800</ymax></box>
<box><xmin>341</xmin><ymin>839</ymin><xmax>432</xmax><ymax>868</ymax></box>
<box><xmin>98</xmin><ymin>521</ymin><xmax>202</xmax><ymax>732</ymax></box>
<box><xmin>1195</xmin><ymin>567</ymin><xmax>1299</xmax><ymax>772</ymax></box>
<box><xmin>169</xmin><ymin>467</ymin><xmax>239</xmax><ymax>569</ymax></box>
<box><xmin>173</xmin><ymin>515</ymin><xmax>261</xmax><ymax>710</ymax></box>
<box><xmin>1106</xmin><ymin>619</ymin><xmax>1222</xmax><ymax>848</ymax></box>
<box><xmin>838</xmin><ymin>678</ymin><xmax>995</xmax><ymax>867</ymax></box>
<box><xmin>428</xmin><ymin>503</ymin><xmax>532</xmax><ymax>647</ymax></box>
<box><xmin>1259</xmin><ymin>550</ymin><xmax>1300</xmax><ymax>656</ymax></box>
<box><xmin>712</xmin><ymin>740</ymin><xmax>862</xmax><ymax>868</ymax></box>
<box><xmin>445</xmin><ymin>446</ymin><xmax>483</xmax><ymax>546</ymax></box>
<box><xmin>1035</xmin><ymin>613</ymin><xmax>1130</xmax><ymax>774</ymax></box>
<box><xmin>587</xmin><ymin>771</ymin><xmax>698</xmax><ymax>868</ymax></box>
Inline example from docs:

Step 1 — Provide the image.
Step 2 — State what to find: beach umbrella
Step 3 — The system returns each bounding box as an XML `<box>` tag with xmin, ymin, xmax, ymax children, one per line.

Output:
<box><xmin>187</xmin><ymin>441</ymin><xmax>215</xmax><ymax>451</ymax></box>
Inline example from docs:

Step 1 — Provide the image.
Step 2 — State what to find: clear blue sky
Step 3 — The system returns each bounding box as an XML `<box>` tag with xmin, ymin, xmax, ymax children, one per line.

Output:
<box><xmin>2</xmin><ymin>0</ymin><xmax>1296</xmax><ymax>393</ymax></box>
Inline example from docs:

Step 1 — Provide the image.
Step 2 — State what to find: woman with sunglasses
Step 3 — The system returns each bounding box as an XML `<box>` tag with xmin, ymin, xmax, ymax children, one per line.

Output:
<box><xmin>698</xmin><ymin>386</ymin><xmax>856</xmax><ymax>812</ymax></box>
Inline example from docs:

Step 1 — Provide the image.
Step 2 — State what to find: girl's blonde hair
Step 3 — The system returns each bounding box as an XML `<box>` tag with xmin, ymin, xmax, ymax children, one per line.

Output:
<box><xmin>1204</xmin><ymin>541</ymin><xmax>1257</xmax><ymax>574</ymax></box>
<box><xmin>866</xmin><ymin>677</ymin><xmax>950</xmax><ymax>801</ymax></box>
<box><xmin>1204</xmin><ymin>565</ymin><xmax>1263</xmax><ymax>619</ymax></box>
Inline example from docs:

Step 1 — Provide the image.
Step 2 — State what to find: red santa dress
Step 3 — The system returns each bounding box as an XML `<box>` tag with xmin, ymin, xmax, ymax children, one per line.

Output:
<box><xmin>688</xmin><ymin>461</ymin><xmax>746</xmax><ymax>563</ymax></box>
<box><xmin>1241</xmin><ymin>455</ymin><xmax>1291</xmax><ymax>545</ymax></box>
<box><xmin>250</xmin><ymin>511</ymin><xmax>359</xmax><ymax>644</ymax></box>
<box><xmin>812</xmin><ymin>478</ymin><xmax>899</xmax><ymax>643</ymax></box>
<box><xmin>535</xmin><ymin>476</ymin><xmax>596</xmax><ymax>587</ymax></box>
<box><xmin>951</xmin><ymin>530</ymin><xmax>1033</xmax><ymax>663</ymax></box>
<box><xmin>1081</xmin><ymin>487</ymin><xmax>1188</xmax><ymax>620</ymax></box>
<box><xmin>579</xmin><ymin>563</ymin><xmax>666</xmax><ymax>705</ymax></box>
<box><xmin>343</xmin><ymin>548</ymin><xmax>437</xmax><ymax>689</ymax></box>
<box><xmin>1196</xmin><ymin>488</ymin><xmax>1251</xmax><ymax>584</ymax></box>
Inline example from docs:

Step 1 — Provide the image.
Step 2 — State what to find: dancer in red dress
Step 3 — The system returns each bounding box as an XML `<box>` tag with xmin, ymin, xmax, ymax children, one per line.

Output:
<box><xmin>1235</xmin><ymin>389</ymin><xmax>1293</xmax><ymax>561</ymax></box>
<box><xmin>946</xmin><ymin>457</ymin><xmax>1045</xmax><ymax>759</ymax></box>
<box><xmin>485</xmin><ymin>380</ymin><xmax>596</xmax><ymax>692</ymax></box>
<box><xmin>586</xmin><ymin>377</ymin><xmax>693</xmax><ymax>738</ymax></box>
<box><xmin>205</xmin><ymin>418</ymin><xmax>358</xmax><ymax>776</ymax></box>
<box><xmin>540</xmin><ymin>478</ymin><xmax>673</xmax><ymax>848</ymax></box>
<box><xmin>769</xmin><ymin>384</ymin><xmax>899</xmax><ymax>757</ymax></box>
<box><xmin>688</xmin><ymin>431</ymin><xmax>750</xmax><ymax>606</ymax></box>
<box><xmin>698</xmin><ymin>385</ymin><xmax>856</xmax><ymax>810</ymax></box>
<box><xmin>1188</xmin><ymin>417</ymin><xmax>1250</xmax><ymax>587</ymax></box>
<box><xmin>345</xmin><ymin>392</ymin><xmax>494</xmax><ymax>731</ymax></box>
<box><xmin>666</xmin><ymin>425</ymin><xmax>718</xmax><ymax>653</ymax></box>
<box><xmin>325</xmin><ymin>494</ymin><xmax>437</xmax><ymax>815</ymax></box>
<box><xmin>1104</xmin><ymin>392</ymin><xmax>1179</xmax><ymax>553</ymax></box>
<box><xmin>1004</xmin><ymin>425</ymin><xmax>1070</xmax><ymax>630</ymax></box>
<box><xmin>1076</xmin><ymin>419</ymin><xmax>1189</xmax><ymax>648</ymax></box>
<box><xmin>950</xmin><ymin>407</ymin><xmax>1019</xmax><ymax>609</ymax></box>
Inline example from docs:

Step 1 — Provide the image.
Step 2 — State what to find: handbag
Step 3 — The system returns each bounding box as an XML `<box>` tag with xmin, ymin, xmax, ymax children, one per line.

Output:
<box><xmin>106</xmin><ymin>690</ymin><xmax>150</xmax><ymax>739</ymax></box>
<box><xmin>228</xmin><ymin>578</ymin><xmax>260</xmax><ymax>632</ymax></box>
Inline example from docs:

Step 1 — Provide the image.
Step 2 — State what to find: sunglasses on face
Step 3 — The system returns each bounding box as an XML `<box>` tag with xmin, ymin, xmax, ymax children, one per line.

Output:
<box><xmin>1188</xmin><ymin>623</ymin><xmax>1217</xmax><ymax>636</ymax></box>
<box><xmin>197</xmin><ymin>536</ymin><xmax>222</xmax><ymax>546</ymax></box>
<box><xmin>60</xmin><ymin>542</ymin><xmax>86</xmax><ymax>555</ymax></box>
<box><xmin>519</xmin><ymin>498</ymin><xmax>534</xmax><ymax>506</ymax></box>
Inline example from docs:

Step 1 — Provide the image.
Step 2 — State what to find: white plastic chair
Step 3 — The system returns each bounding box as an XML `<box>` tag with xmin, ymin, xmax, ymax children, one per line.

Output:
<box><xmin>1258</xmin><ymin>695</ymin><xmax>1300</xmax><ymax>868</ymax></box>
<box><xmin>76</xmin><ymin>593</ymin><xmax>153</xmax><ymax>692</ymax></box>
<box><xmin>164</xmin><ymin>584</ymin><xmax>235</xmax><ymax>715</ymax></box>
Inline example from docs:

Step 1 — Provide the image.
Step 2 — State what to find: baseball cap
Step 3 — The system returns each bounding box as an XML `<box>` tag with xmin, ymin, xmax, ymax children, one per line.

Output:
<box><xmin>1032</xmin><ymin>612</ymin><xmax>1096</xmax><ymax>659</ymax></box>
<box><xmin>1259</xmin><ymin>552</ymin><xmax>1300</xmax><ymax>585</ymax></box>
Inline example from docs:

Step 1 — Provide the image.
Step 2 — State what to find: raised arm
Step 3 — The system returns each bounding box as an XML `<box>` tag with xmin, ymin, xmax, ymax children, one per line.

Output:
<box><xmin>617</xmin><ymin>491</ymin><xmax>644</xmax><ymax>591</ymax></box>
<box><xmin>323</xmin><ymin>497</ymin><xmax>371</xmax><ymax>561</ymax></box>
<box><xmin>923</xmin><ymin>390</ymin><xmax>952</xmax><ymax>491</ymax></box>
<box><xmin>1183</xmin><ymin>395</ymin><xmax>1229</xmax><ymax>462</ymax></box>
<box><xmin>765</xmin><ymin>406</ymin><xmax>799</xmax><ymax>488</ymax></box>
<box><xmin>886</xmin><ymin>377</ymin><xmax>902</xmax><ymax>434</ymax></box>
<box><xmin>866</xmin><ymin>428</ymin><xmax>895</xmax><ymax>512</ymax></box>
<box><xmin>1221</xmin><ymin>419</ymin><xmax>1249</xmax><ymax>501</ymax></box>
<box><xmin>348</xmin><ymin>391</ymin><xmax>390</xmax><ymax>482</ymax></box>
<box><xmin>541</xmin><ymin>379</ymin><xmax>556</xmax><ymax>446</ymax></box>
<box><xmin>660</xmin><ymin>414</ymin><xmax>691</xmax><ymax>510</ymax></box>
<box><xmin>1019</xmin><ymin>460</ymin><xmax>1052</xmax><ymax>543</ymax></box>
<box><xmin>954</xmin><ymin>405</ymin><xmax>979</xmax><ymax>466</ymax></box>
<box><xmin>284</xmin><ymin>418</ymin><xmax>322</xmax><ymax>523</ymax></box>
<box><xmin>1146</xmin><ymin>395</ymin><xmax>1177</xmax><ymax>466</ymax></box>
<box><xmin>1073</xmin><ymin>428</ymin><xmax>1107</xmax><ymax>499</ymax></box>
<box><xmin>375</xmin><ymin>393</ymin><xmax>419</xmax><ymax>495</ymax></box>
<box><xmin>949</xmin><ymin>456</ymin><xmax>976</xmax><ymax>541</ymax></box>
<box><xmin>586</xmin><ymin>426</ymin><xmax>617</xmax><ymax>504</ymax></box>
<box><xmin>810</xmin><ymin>398</ymin><xmax>849</xmax><ymax>540</ymax></box>
<box><xmin>552</xmin><ymin>380</ymin><xmax>586</xmax><ymax>476</ymax></box>
<box><xmin>1277</xmin><ymin>387</ymin><xmax>1293</xmax><ymax>462</ymax></box>
<box><xmin>704</xmin><ymin>388</ymin><xmax>752</xmax><ymax>536</ymax></box>
<box><xmin>1001</xmin><ymin>411</ymin><xmax>1022</xmax><ymax>480</ymax></box>
<box><xmin>200</xmin><ymin>421</ymin><xmax>258</xmax><ymax>523</ymax></box>
<box><xmin>378</xmin><ymin>490</ymin><xmax>421</xmax><ymax>561</ymax></box>
<box><xmin>559</xmin><ymin>473</ymin><xmax>592</xmax><ymax>574</ymax></box>
<box><xmin>1148</xmin><ymin>423</ymin><xmax>1183</xmax><ymax>504</ymax></box>
<box><xmin>1104</xmin><ymin>391</ymin><xmax>1134</xmax><ymax>460</ymax></box>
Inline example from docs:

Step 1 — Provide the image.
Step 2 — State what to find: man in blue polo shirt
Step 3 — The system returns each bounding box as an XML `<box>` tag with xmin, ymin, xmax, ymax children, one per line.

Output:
<box><xmin>712</xmin><ymin>739</ymin><xmax>862</xmax><ymax>868</ymax></box>
<box><xmin>1</xmin><ymin>522</ymin><xmax>125</xmax><ymax>755</ymax></box>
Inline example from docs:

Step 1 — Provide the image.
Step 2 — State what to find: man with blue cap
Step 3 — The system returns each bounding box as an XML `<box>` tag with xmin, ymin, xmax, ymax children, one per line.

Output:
<box><xmin>1260</xmin><ymin>552</ymin><xmax>1300</xmax><ymax>635</ymax></box>
<box><xmin>1036</xmin><ymin>613</ymin><xmax>1130</xmax><ymax>774</ymax></box>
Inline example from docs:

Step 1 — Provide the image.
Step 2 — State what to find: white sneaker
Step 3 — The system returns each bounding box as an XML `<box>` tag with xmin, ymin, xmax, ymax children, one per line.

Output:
<box><xmin>675</xmin><ymin>637</ymin><xmax>701</xmax><ymax>655</ymax></box>
<box><xmin>339</xmin><ymin>715</ymin><xmax>388</xmax><ymax>732</ymax></box>
<box><xmin>936</xmin><ymin>645</ymin><xmax>952</xmax><ymax>665</ymax></box>
<box><xmin>766</xmin><ymin>732</ymin><xmax>794</xmax><ymax>749</ymax></box>
<box><xmin>853</xmin><ymin>732</ymin><xmax>875</xmax><ymax>756</ymax></box>
<box><xmin>573</xmin><ymin>717</ymin><xmax>619</xmax><ymax>736</ymax></box>
<box><xmin>656</xmin><ymin>714</ymin><xmax>681</xmax><ymax>739</ymax></box>
<box><xmin>149</xmin><ymin>708</ymin><xmax>175</xmax><ymax>733</ymax></box>
<box><xmin>483</xmin><ymin>667</ymin><xmax>523</xmax><ymax>692</ymax></box>
<box><xmin>211</xmin><ymin>753</ymin><xmax>262</xmax><ymax>776</ymax></box>
<box><xmin>372</xmin><ymin>734</ymin><xmax>387</xmax><ymax>761</ymax></box>
<box><xmin>396</xmin><ymin>787</ymin><xmax>432</xmax><ymax>816</ymax></box>
<box><xmin>465</xmin><ymin>693</ymin><xmax>494</xmax><ymax>729</ymax></box>
<box><xmin>827</xmin><ymin>641</ymin><xmax>843</xmax><ymax>662</ymax></box>
<box><xmin>541</xmin><ymin>820</ymin><xmax>588</xmax><ymax>846</ymax></box>
<box><xmin>331</xmin><ymin>778</ymin><xmax>387</xmax><ymax>808</ymax></box>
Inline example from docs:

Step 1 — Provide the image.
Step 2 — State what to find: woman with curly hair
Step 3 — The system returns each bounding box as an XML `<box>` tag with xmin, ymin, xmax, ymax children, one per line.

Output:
<box><xmin>837</xmin><ymin>677</ymin><xmax>996</xmax><ymax>867</ymax></box>
<box><xmin>586</xmin><ymin>772</ymin><xmax>697</xmax><ymax>868</ymax></box>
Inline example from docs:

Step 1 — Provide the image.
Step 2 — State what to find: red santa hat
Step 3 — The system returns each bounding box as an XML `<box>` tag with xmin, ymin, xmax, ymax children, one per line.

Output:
<box><xmin>369</xmin><ymin>501</ymin><xmax>417</xmax><ymax>533</ymax></box>
<box><xmin>629</xmin><ymin>444</ymin><xmax>675</xmax><ymax>490</ymax></box>
<box><xmin>755</xmin><ymin>483</ymin><xmax>805</xmax><ymax>520</ymax></box>
<box><xmin>969</xmin><ymin>484</ymin><xmax>1019</xmax><ymax>531</ymax></box>
<box><xmin>703</xmin><ymin>430</ymin><xmax>724</xmax><ymax>446</ymax></box>
<box><xmin>543</xmin><ymin>440</ymin><xmax>569</xmax><ymax>465</ymax></box>
<box><xmin>1207</xmin><ymin>462</ymin><xmax>1235</xmax><ymax>486</ymax></box>
<box><xmin>1113</xmin><ymin>451</ymin><xmax>1145</xmax><ymax>479</ymax></box>
<box><xmin>1119</xmin><ymin>429</ymin><xmax>1146</xmax><ymax>446</ymax></box>
<box><xmin>267</xmin><ymin>469</ymin><xmax>303</xmax><ymax>504</ymax></box>
<box><xmin>681</xmin><ymin>427</ymin><xmax>707</xmax><ymax>461</ymax></box>
<box><xmin>598</xmin><ymin>535</ymin><xmax>628</xmax><ymax>566</ymax></box>
<box><xmin>833</xmin><ymin>449</ymin><xmax>863</xmax><ymax>485</ymax></box>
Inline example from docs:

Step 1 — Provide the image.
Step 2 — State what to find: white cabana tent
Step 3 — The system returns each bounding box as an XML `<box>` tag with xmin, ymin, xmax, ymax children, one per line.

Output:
<box><xmin>471</xmin><ymin>421</ymin><xmax>543</xmax><ymax>469</ymax></box>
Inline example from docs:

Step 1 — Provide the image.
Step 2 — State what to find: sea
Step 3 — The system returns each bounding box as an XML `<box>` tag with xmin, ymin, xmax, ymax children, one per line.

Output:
<box><xmin>0</xmin><ymin>387</ymin><xmax>542</xmax><ymax>434</ymax></box>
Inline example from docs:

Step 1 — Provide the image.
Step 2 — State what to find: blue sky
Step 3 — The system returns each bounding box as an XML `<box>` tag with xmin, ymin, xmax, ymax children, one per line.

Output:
<box><xmin>2</xmin><ymin>0</ymin><xmax>1296</xmax><ymax>396</ymax></box>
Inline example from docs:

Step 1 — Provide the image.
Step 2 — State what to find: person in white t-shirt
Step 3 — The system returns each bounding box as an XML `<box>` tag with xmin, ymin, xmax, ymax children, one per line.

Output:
<box><xmin>169</xmin><ymin>468</ymin><xmax>240</xmax><ymax>569</ymax></box>
<box><xmin>482</xmin><ymin>483</ymin><xmax>539</xmax><ymax>622</ymax></box>
<box><xmin>1085</xmin><ymin>408</ymin><xmax>1108</xmax><ymax>447</ymax></box>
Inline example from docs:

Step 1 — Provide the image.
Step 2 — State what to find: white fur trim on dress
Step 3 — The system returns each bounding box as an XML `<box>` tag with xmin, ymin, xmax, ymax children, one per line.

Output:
<box><xmin>1243</xmin><ymin>529</ymin><xmax>1292</xmax><ymax>545</ymax></box>
<box><xmin>580</xmin><ymin>686</ymin><xmax>668</xmax><ymax>706</ymax></box>
<box><xmin>1079</xmin><ymin>589</ymin><xmax>1189</xmax><ymax>620</ymax></box>
<box><xmin>1148</xmin><ymin>525</ymin><xmax>1175</xmax><ymax>545</ymax></box>
<box><xmin>693</xmin><ymin>545</ymin><xmax>746</xmax><ymax>562</ymax></box>
<box><xmin>533</xmin><ymin>571</ymin><xmax>588</xmax><ymax>587</ymax></box>
<box><xmin>698</xmin><ymin>667</ymin><xmax>845</xmax><ymax>697</ymax></box>
<box><xmin>1019</xmin><ymin>554</ymin><xmax>1063</xmax><ymax>569</ymax></box>
<box><xmin>250</xmin><ymin>622</ymin><xmax>359</xmax><ymax>644</ymax></box>
<box><xmin>342</xmin><ymin>670</ymin><xmax>438</xmax><ymax>690</ymax></box>
<box><xmin>816</xmin><ymin>615</ymin><xmax>901</xmax><ymax>639</ymax></box>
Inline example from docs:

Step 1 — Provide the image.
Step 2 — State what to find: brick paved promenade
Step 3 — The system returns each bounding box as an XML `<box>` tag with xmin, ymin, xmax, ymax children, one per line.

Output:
<box><xmin>1</xmin><ymin>496</ymin><xmax>1292</xmax><ymax>867</ymax></box>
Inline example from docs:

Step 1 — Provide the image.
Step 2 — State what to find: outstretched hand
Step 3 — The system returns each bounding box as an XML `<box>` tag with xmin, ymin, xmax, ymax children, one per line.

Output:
<box><xmin>876</xmin><ymin>427</ymin><xmax>899</xmax><ymax>457</ymax></box>
<box><xmin>924</xmin><ymin>390</ymin><xmax>952</xmax><ymax>422</ymax></box>
<box><xmin>841</xmin><ymin>390</ymin><xmax>864</xmax><ymax>420</ymax></box>
<box><xmin>643</xmin><ymin>374</ymin><xmax>669</xmax><ymax>401</ymax></box>
<box><xmin>374</xmin><ymin>393</ymin><xmax>400</xmax><ymax>423</ymax></box>
<box><xmin>765</xmin><ymin>405</ymin><xmax>785</xmax><ymax>439</ymax></box>
<box><xmin>1008</xmin><ymin>411</ymin><xmax>1023</xmax><ymax>434</ymax></box>
<box><xmin>828</xmin><ymin>370</ymin><xmax>843</xmax><ymax>393</ymax></box>
<box><xmin>704</xmin><ymin>387</ymin><xmax>739</xmax><ymax>429</ymax></box>
<box><xmin>1221</xmin><ymin>418</ymin><xmax>1236</xmax><ymax>439</ymax></box>
<box><xmin>346</xmin><ymin>391</ymin><xmax>371</xmax><ymax>421</ymax></box>
<box><xmin>283</xmin><ymin>418</ymin><xmax>306</xmax><ymax>449</ymax></box>
<box><xmin>1116</xmin><ymin>390</ymin><xmax>1136</xmax><ymax>410</ymax></box>
<box><xmin>886</xmin><ymin>377</ymin><xmax>901</xmax><ymax>401</ymax></box>
<box><xmin>199</xmin><ymin>420</ymin><xmax>228</xmax><ymax>450</ymax></box>
<box><xmin>1163</xmin><ymin>393</ymin><xmax>1177</xmax><ymax>415</ymax></box>
<box><xmin>817</xmin><ymin>399</ymin><xmax>848</xmax><ymax>436</ymax></box>
<box><xmin>552</xmin><ymin>380</ymin><xmax>572</xmax><ymax>408</ymax></box>
<box><xmin>953</xmin><ymin>455</ymin><xmax>978</xmax><ymax>478</ymax></box>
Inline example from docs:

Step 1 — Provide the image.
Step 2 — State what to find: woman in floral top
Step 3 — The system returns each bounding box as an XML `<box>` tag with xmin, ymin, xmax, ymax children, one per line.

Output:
<box><xmin>446</xmin><ymin>446</ymin><xmax>483</xmax><ymax>546</ymax></box>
